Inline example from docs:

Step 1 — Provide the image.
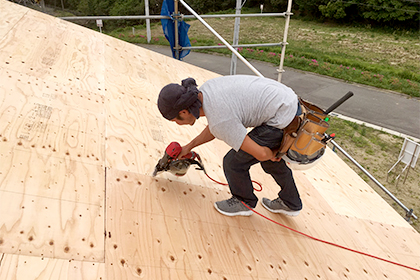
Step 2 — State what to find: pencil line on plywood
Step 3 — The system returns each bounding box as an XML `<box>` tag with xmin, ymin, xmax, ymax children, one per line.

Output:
<box><xmin>0</xmin><ymin>189</ymin><xmax>102</xmax><ymax>207</ymax></box>
<box><xmin>114</xmin><ymin>200</ymin><xmax>301</xmax><ymax>239</ymax></box>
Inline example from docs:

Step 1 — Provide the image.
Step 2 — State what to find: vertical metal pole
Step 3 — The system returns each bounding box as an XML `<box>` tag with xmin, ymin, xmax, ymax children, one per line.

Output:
<box><xmin>145</xmin><ymin>0</ymin><xmax>151</xmax><ymax>43</ymax></box>
<box><xmin>179</xmin><ymin>0</ymin><xmax>263</xmax><ymax>77</ymax></box>
<box><xmin>174</xmin><ymin>0</ymin><xmax>180</xmax><ymax>59</ymax></box>
<box><xmin>277</xmin><ymin>0</ymin><xmax>293</xmax><ymax>82</ymax></box>
<box><xmin>230</xmin><ymin>0</ymin><xmax>242</xmax><ymax>75</ymax></box>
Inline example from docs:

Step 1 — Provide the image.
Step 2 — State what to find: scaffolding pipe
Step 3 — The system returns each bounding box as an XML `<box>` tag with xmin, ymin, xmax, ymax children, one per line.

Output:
<box><xmin>230</xmin><ymin>0</ymin><xmax>242</xmax><ymax>75</ymax></box>
<box><xmin>182</xmin><ymin>42</ymin><xmax>283</xmax><ymax>50</ymax></box>
<box><xmin>277</xmin><ymin>0</ymin><xmax>293</xmax><ymax>82</ymax></box>
<box><xmin>174</xmin><ymin>0</ymin><xmax>180</xmax><ymax>59</ymax></box>
<box><xmin>330</xmin><ymin>139</ymin><xmax>417</xmax><ymax>220</ymax></box>
<box><xmin>60</xmin><ymin>13</ymin><xmax>286</xmax><ymax>21</ymax></box>
<box><xmin>178</xmin><ymin>0</ymin><xmax>263</xmax><ymax>77</ymax></box>
<box><xmin>187</xmin><ymin>13</ymin><xmax>286</xmax><ymax>18</ymax></box>
<box><xmin>145</xmin><ymin>0</ymin><xmax>151</xmax><ymax>43</ymax></box>
<box><xmin>61</xmin><ymin>15</ymin><xmax>170</xmax><ymax>20</ymax></box>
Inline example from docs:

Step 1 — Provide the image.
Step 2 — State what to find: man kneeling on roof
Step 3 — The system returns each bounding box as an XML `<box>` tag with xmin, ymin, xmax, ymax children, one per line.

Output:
<box><xmin>157</xmin><ymin>75</ymin><xmax>302</xmax><ymax>217</ymax></box>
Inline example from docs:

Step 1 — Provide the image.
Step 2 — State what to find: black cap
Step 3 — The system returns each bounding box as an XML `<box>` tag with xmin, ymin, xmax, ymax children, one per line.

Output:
<box><xmin>158</xmin><ymin>78</ymin><xmax>201</xmax><ymax>120</ymax></box>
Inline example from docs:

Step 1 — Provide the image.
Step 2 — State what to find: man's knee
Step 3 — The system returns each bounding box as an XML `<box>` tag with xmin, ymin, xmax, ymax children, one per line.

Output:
<box><xmin>261</xmin><ymin>160</ymin><xmax>291</xmax><ymax>175</ymax></box>
<box><xmin>223</xmin><ymin>150</ymin><xmax>236</xmax><ymax>172</ymax></box>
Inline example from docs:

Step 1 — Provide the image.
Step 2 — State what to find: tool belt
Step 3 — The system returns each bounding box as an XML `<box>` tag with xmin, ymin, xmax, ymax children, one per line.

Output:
<box><xmin>277</xmin><ymin>98</ymin><xmax>329</xmax><ymax>158</ymax></box>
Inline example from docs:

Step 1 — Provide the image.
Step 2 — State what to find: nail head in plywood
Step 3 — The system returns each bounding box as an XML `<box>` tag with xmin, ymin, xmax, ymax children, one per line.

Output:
<box><xmin>0</xmin><ymin>1</ymin><xmax>26</xmax><ymax>39</ymax></box>
<box><xmin>0</xmin><ymin>148</ymin><xmax>104</xmax><ymax>204</ymax></box>
<box><xmin>105</xmin><ymin>170</ymin><xmax>420</xmax><ymax>279</ymax></box>
<box><xmin>0</xmin><ymin>11</ymin><xmax>105</xmax><ymax>95</ymax></box>
<box><xmin>1</xmin><ymin>1</ymin><xmax>420</xmax><ymax>279</ymax></box>
<box><xmin>0</xmin><ymin>190</ymin><xmax>104</xmax><ymax>262</ymax></box>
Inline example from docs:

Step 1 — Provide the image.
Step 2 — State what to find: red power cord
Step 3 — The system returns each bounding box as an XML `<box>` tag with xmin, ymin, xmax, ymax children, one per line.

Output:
<box><xmin>204</xmin><ymin>171</ymin><xmax>420</xmax><ymax>273</ymax></box>
<box><xmin>241</xmin><ymin>201</ymin><xmax>420</xmax><ymax>273</ymax></box>
<box><xmin>205</xmin><ymin>172</ymin><xmax>262</xmax><ymax>192</ymax></box>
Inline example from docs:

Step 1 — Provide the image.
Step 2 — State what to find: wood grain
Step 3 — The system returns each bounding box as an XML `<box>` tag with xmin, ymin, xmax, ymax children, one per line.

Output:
<box><xmin>0</xmin><ymin>1</ymin><xmax>419</xmax><ymax>279</ymax></box>
<box><xmin>105</xmin><ymin>169</ymin><xmax>420</xmax><ymax>279</ymax></box>
<box><xmin>0</xmin><ymin>253</ymin><xmax>105</xmax><ymax>280</ymax></box>
<box><xmin>302</xmin><ymin>148</ymin><xmax>410</xmax><ymax>227</ymax></box>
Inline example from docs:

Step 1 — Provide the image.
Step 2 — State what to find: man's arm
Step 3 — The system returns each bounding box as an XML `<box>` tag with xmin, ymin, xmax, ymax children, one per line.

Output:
<box><xmin>240</xmin><ymin>135</ymin><xmax>277</xmax><ymax>162</ymax></box>
<box><xmin>179</xmin><ymin>125</ymin><xmax>215</xmax><ymax>158</ymax></box>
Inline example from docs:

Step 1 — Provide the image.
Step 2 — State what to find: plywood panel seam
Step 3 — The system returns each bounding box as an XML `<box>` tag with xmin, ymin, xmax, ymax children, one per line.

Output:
<box><xmin>0</xmin><ymin>9</ymin><xmax>27</xmax><ymax>42</ymax></box>
<box><xmin>0</xmin><ymin>252</ymin><xmax>106</xmax><ymax>265</ymax></box>
<box><xmin>103</xmin><ymin>166</ymin><xmax>108</xmax><ymax>268</ymax></box>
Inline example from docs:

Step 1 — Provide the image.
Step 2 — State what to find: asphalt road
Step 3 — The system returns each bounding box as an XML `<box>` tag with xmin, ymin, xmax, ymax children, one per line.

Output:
<box><xmin>140</xmin><ymin>44</ymin><xmax>420</xmax><ymax>139</ymax></box>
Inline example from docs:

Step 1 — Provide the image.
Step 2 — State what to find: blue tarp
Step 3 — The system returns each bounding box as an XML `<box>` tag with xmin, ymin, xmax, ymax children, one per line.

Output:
<box><xmin>161</xmin><ymin>0</ymin><xmax>191</xmax><ymax>60</ymax></box>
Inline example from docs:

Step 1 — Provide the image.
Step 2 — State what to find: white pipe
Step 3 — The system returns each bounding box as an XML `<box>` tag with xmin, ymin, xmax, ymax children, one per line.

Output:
<box><xmin>182</xmin><ymin>42</ymin><xmax>282</xmax><ymax>50</ymax></box>
<box><xmin>230</xmin><ymin>0</ymin><xmax>242</xmax><ymax>75</ymax></box>
<box><xmin>145</xmin><ymin>0</ymin><xmax>151</xmax><ymax>43</ymax></box>
<box><xmin>60</xmin><ymin>13</ymin><xmax>287</xmax><ymax>21</ymax></box>
<box><xmin>277</xmin><ymin>0</ymin><xmax>293</xmax><ymax>82</ymax></box>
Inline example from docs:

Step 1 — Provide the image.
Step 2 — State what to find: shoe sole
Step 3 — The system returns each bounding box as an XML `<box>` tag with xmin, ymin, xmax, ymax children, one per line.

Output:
<box><xmin>261</xmin><ymin>201</ymin><xmax>300</xmax><ymax>217</ymax></box>
<box><xmin>214</xmin><ymin>203</ymin><xmax>253</xmax><ymax>217</ymax></box>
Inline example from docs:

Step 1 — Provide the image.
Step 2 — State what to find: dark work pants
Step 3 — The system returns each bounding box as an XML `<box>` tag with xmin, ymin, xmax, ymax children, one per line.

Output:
<box><xmin>223</xmin><ymin>124</ymin><xmax>302</xmax><ymax>210</ymax></box>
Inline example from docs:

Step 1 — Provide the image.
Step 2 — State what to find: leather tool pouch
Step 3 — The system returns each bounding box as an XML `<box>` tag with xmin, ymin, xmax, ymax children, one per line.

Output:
<box><xmin>277</xmin><ymin>99</ymin><xmax>329</xmax><ymax>158</ymax></box>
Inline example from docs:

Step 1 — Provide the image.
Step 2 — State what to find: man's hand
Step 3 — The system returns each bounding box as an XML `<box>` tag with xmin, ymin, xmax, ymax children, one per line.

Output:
<box><xmin>240</xmin><ymin>136</ymin><xmax>276</xmax><ymax>162</ymax></box>
<box><xmin>270</xmin><ymin>155</ymin><xmax>282</xmax><ymax>162</ymax></box>
<box><xmin>176</xmin><ymin>125</ymin><xmax>215</xmax><ymax>159</ymax></box>
<box><xmin>177</xmin><ymin>145</ymin><xmax>192</xmax><ymax>159</ymax></box>
<box><xmin>270</xmin><ymin>149</ymin><xmax>282</xmax><ymax>162</ymax></box>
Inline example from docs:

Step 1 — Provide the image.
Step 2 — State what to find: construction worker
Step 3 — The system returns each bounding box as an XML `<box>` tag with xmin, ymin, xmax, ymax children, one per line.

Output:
<box><xmin>157</xmin><ymin>75</ymin><xmax>302</xmax><ymax>217</ymax></box>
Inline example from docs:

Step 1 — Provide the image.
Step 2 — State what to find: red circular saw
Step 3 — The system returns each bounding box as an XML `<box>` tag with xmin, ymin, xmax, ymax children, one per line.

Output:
<box><xmin>152</xmin><ymin>142</ymin><xmax>205</xmax><ymax>177</ymax></box>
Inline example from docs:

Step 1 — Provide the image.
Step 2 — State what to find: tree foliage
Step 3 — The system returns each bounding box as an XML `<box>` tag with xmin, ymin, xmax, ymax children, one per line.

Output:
<box><xmin>253</xmin><ymin>0</ymin><xmax>419</xmax><ymax>29</ymax></box>
<box><xmin>17</xmin><ymin>0</ymin><xmax>420</xmax><ymax>30</ymax></box>
<box><xmin>299</xmin><ymin>0</ymin><xmax>419</xmax><ymax>28</ymax></box>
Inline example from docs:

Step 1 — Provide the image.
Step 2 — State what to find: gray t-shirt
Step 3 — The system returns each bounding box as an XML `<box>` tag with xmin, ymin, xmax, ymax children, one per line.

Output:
<box><xmin>199</xmin><ymin>75</ymin><xmax>298</xmax><ymax>151</ymax></box>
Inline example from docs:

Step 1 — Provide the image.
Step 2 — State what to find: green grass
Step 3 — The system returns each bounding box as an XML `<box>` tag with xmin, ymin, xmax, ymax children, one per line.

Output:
<box><xmin>106</xmin><ymin>16</ymin><xmax>420</xmax><ymax>97</ymax></box>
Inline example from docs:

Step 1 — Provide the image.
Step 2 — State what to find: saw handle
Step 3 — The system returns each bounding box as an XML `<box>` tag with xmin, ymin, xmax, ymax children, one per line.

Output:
<box><xmin>165</xmin><ymin>142</ymin><xmax>194</xmax><ymax>159</ymax></box>
<box><xmin>165</xmin><ymin>142</ymin><xmax>183</xmax><ymax>158</ymax></box>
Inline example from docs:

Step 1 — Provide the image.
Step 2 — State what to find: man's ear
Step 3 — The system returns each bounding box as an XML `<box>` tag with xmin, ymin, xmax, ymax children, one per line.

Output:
<box><xmin>179</xmin><ymin>109</ymin><xmax>189</xmax><ymax>116</ymax></box>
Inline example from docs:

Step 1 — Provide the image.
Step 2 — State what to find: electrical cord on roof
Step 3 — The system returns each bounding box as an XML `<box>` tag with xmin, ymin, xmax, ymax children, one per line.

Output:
<box><xmin>204</xmin><ymin>171</ymin><xmax>420</xmax><ymax>273</ymax></box>
<box><xmin>240</xmin><ymin>201</ymin><xmax>420</xmax><ymax>273</ymax></box>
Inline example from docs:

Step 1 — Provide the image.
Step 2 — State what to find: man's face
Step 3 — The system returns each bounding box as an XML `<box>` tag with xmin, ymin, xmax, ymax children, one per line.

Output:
<box><xmin>171</xmin><ymin>110</ymin><xmax>196</xmax><ymax>126</ymax></box>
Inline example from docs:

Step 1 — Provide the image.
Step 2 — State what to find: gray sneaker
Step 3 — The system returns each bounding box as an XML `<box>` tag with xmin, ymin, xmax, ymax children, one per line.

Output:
<box><xmin>214</xmin><ymin>196</ymin><xmax>253</xmax><ymax>216</ymax></box>
<box><xmin>262</xmin><ymin>197</ymin><xmax>301</xmax><ymax>217</ymax></box>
